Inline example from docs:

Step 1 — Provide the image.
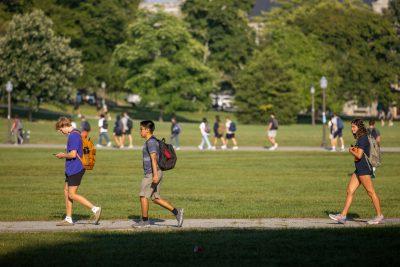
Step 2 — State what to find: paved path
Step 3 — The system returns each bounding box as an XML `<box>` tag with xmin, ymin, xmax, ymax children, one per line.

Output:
<box><xmin>1</xmin><ymin>218</ymin><xmax>400</xmax><ymax>233</ymax></box>
<box><xmin>1</xmin><ymin>144</ymin><xmax>400</xmax><ymax>152</ymax></box>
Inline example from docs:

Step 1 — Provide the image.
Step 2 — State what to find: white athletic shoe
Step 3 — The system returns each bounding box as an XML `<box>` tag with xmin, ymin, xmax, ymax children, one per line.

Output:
<box><xmin>107</xmin><ymin>142</ymin><xmax>112</xmax><ymax>147</ymax></box>
<box><xmin>232</xmin><ymin>146</ymin><xmax>238</xmax><ymax>150</ymax></box>
<box><xmin>211</xmin><ymin>146</ymin><xmax>216</xmax><ymax>150</ymax></box>
<box><xmin>128</xmin><ymin>145</ymin><xmax>133</xmax><ymax>148</ymax></box>
<box><xmin>221</xmin><ymin>145</ymin><xmax>227</xmax><ymax>150</ymax></box>
<box><xmin>96</xmin><ymin>144</ymin><xmax>102</xmax><ymax>148</ymax></box>
<box><xmin>367</xmin><ymin>215</ymin><xmax>384</xmax><ymax>225</ymax></box>
<box><xmin>198</xmin><ymin>145</ymin><xmax>203</xmax><ymax>150</ymax></box>
<box><xmin>175</xmin><ymin>147</ymin><xmax>181</xmax><ymax>150</ymax></box>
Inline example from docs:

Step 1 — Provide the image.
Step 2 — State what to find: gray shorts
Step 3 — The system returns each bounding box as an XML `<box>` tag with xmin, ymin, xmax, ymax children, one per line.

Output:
<box><xmin>139</xmin><ymin>170</ymin><xmax>163</xmax><ymax>200</ymax></box>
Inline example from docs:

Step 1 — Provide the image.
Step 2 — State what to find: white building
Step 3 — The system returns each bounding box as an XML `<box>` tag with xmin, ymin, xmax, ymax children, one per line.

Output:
<box><xmin>139</xmin><ymin>0</ymin><xmax>185</xmax><ymax>17</ymax></box>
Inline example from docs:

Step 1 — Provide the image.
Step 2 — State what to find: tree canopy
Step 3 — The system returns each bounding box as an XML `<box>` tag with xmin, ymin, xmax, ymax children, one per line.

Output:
<box><xmin>182</xmin><ymin>0</ymin><xmax>256</xmax><ymax>92</ymax></box>
<box><xmin>112</xmin><ymin>11</ymin><xmax>217</xmax><ymax>117</ymax></box>
<box><xmin>0</xmin><ymin>9</ymin><xmax>82</xmax><ymax>119</ymax></box>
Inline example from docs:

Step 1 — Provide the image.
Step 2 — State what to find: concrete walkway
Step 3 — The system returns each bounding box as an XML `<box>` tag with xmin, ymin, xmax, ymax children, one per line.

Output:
<box><xmin>1</xmin><ymin>218</ymin><xmax>400</xmax><ymax>233</ymax></box>
<box><xmin>1</xmin><ymin>144</ymin><xmax>400</xmax><ymax>152</ymax></box>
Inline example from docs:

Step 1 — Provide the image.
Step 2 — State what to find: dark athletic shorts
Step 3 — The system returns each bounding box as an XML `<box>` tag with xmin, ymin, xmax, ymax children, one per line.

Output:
<box><xmin>65</xmin><ymin>169</ymin><xmax>85</xmax><ymax>186</ymax></box>
<box><xmin>124</xmin><ymin>128</ymin><xmax>132</xmax><ymax>135</ymax></box>
<box><xmin>226</xmin><ymin>133</ymin><xmax>235</xmax><ymax>139</ymax></box>
<box><xmin>214</xmin><ymin>133</ymin><xmax>223</xmax><ymax>138</ymax></box>
<box><xmin>333</xmin><ymin>128</ymin><xmax>343</xmax><ymax>138</ymax></box>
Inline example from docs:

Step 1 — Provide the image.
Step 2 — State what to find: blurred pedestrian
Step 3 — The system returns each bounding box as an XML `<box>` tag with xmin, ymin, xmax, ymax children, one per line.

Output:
<box><xmin>121</xmin><ymin>112</ymin><xmax>134</xmax><ymax>148</ymax></box>
<box><xmin>80</xmin><ymin>115</ymin><xmax>91</xmax><ymax>139</ymax></box>
<box><xmin>170</xmin><ymin>117</ymin><xmax>181</xmax><ymax>150</ymax></box>
<box><xmin>113</xmin><ymin>115</ymin><xmax>123</xmax><ymax>148</ymax></box>
<box><xmin>97</xmin><ymin>114</ymin><xmax>111</xmax><ymax>147</ymax></box>
<box><xmin>368</xmin><ymin>119</ymin><xmax>381</xmax><ymax>147</ymax></box>
<box><xmin>329</xmin><ymin>113</ymin><xmax>345</xmax><ymax>152</ymax></box>
<box><xmin>11</xmin><ymin>115</ymin><xmax>23</xmax><ymax>145</ymax></box>
<box><xmin>225</xmin><ymin>117</ymin><xmax>238</xmax><ymax>150</ymax></box>
<box><xmin>387</xmin><ymin>107</ymin><xmax>394</xmax><ymax>127</ymax></box>
<box><xmin>267</xmin><ymin>113</ymin><xmax>278</xmax><ymax>151</ymax></box>
<box><xmin>212</xmin><ymin>115</ymin><xmax>226</xmax><ymax>150</ymax></box>
<box><xmin>198</xmin><ymin>118</ymin><xmax>212</xmax><ymax>150</ymax></box>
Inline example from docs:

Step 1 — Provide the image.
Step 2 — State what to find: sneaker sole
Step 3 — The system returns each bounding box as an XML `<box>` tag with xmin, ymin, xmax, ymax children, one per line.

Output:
<box><xmin>178</xmin><ymin>209</ymin><xmax>184</xmax><ymax>227</ymax></box>
<box><xmin>94</xmin><ymin>208</ymin><xmax>102</xmax><ymax>225</ymax></box>
<box><xmin>329</xmin><ymin>214</ymin><xmax>346</xmax><ymax>224</ymax></box>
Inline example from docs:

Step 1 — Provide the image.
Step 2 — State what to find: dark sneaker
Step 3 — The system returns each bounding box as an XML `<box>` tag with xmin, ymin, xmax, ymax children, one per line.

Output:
<box><xmin>56</xmin><ymin>220</ymin><xmax>74</xmax><ymax>226</ymax></box>
<box><xmin>94</xmin><ymin>207</ymin><xmax>102</xmax><ymax>225</ymax></box>
<box><xmin>367</xmin><ymin>215</ymin><xmax>384</xmax><ymax>225</ymax></box>
<box><xmin>132</xmin><ymin>220</ymin><xmax>151</xmax><ymax>228</ymax></box>
<box><xmin>329</xmin><ymin>213</ymin><xmax>347</xmax><ymax>224</ymax></box>
<box><xmin>176</xmin><ymin>208</ymin><xmax>184</xmax><ymax>227</ymax></box>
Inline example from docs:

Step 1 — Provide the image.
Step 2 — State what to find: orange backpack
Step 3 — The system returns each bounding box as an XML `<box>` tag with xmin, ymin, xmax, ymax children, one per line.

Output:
<box><xmin>73</xmin><ymin>130</ymin><xmax>96</xmax><ymax>170</ymax></box>
<box><xmin>80</xmin><ymin>136</ymin><xmax>96</xmax><ymax>170</ymax></box>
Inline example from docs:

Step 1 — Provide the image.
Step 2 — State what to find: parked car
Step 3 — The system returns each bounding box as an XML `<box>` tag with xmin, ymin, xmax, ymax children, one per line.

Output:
<box><xmin>210</xmin><ymin>93</ymin><xmax>236</xmax><ymax>111</ymax></box>
<box><xmin>126</xmin><ymin>93</ymin><xmax>142</xmax><ymax>106</ymax></box>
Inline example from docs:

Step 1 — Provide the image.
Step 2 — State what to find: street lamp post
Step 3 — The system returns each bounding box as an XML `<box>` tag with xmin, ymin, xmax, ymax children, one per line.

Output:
<box><xmin>320</xmin><ymin>76</ymin><xmax>328</xmax><ymax>147</ymax></box>
<box><xmin>6</xmin><ymin>81</ymin><xmax>13</xmax><ymax>143</ymax></box>
<box><xmin>310</xmin><ymin>85</ymin><xmax>315</xmax><ymax>126</ymax></box>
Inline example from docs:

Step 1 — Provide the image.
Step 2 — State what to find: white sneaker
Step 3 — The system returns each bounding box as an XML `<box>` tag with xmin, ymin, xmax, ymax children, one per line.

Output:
<box><xmin>232</xmin><ymin>146</ymin><xmax>238</xmax><ymax>150</ymax></box>
<box><xmin>107</xmin><ymin>142</ymin><xmax>112</xmax><ymax>147</ymax></box>
<box><xmin>367</xmin><ymin>215</ymin><xmax>384</xmax><ymax>225</ymax></box>
<box><xmin>129</xmin><ymin>145</ymin><xmax>133</xmax><ymax>148</ymax></box>
<box><xmin>221</xmin><ymin>145</ymin><xmax>227</xmax><ymax>150</ymax></box>
<box><xmin>211</xmin><ymin>146</ymin><xmax>216</xmax><ymax>150</ymax></box>
<box><xmin>175</xmin><ymin>147</ymin><xmax>181</xmax><ymax>150</ymax></box>
<box><xmin>330</xmin><ymin>147</ymin><xmax>336</xmax><ymax>152</ymax></box>
<box><xmin>274</xmin><ymin>143</ymin><xmax>278</xmax><ymax>149</ymax></box>
<box><xmin>120</xmin><ymin>145</ymin><xmax>124</xmax><ymax>149</ymax></box>
<box><xmin>198</xmin><ymin>145</ymin><xmax>203</xmax><ymax>150</ymax></box>
<box><xmin>96</xmin><ymin>144</ymin><xmax>102</xmax><ymax>148</ymax></box>
<box><xmin>269</xmin><ymin>146</ymin><xmax>276</xmax><ymax>151</ymax></box>
<box><xmin>340</xmin><ymin>147</ymin><xmax>345</xmax><ymax>152</ymax></box>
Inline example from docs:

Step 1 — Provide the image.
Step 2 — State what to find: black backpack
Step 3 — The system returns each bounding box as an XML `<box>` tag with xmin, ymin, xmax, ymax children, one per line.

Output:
<box><xmin>127</xmin><ymin>118</ymin><xmax>133</xmax><ymax>130</ymax></box>
<box><xmin>146</xmin><ymin>137</ymin><xmax>177</xmax><ymax>171</ymax></box>
<box><xmin>102</xmin><ymin>119</ymin><xmax>108</xmax><ymax>129</ymax></box>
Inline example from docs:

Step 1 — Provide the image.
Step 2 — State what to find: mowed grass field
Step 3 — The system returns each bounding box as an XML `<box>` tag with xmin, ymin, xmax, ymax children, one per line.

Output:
<box><xmin>1</xmin><ymin>148</ymin><xmax>399</xmax><ymax>221</ymax></box>
<box><xmin>1</xmin><ymin>118</ymin><xmax>400</xmax><ymax>147</ymax></box>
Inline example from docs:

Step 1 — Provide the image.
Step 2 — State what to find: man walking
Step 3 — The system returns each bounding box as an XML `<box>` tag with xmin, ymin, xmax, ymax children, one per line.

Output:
<box><xmin>121</xmin><ymin>112</ymin><xmax>134</xmax><ymax>148</ymax></box>
<box><xmin>225</xmin><ymin>117</ymin><xmax>238</xmax><ymax>150</ymax></box>
<box><xmin>54</xmin><ymin>117</ymin><xmax>102</xmax><ymax>226</ymax></box>
<box><xmin>133</xmin><ymin>120</ymin><xmax>184</xmax><ymax>228</ymax></box>
<box><xmin>368</xmin><ymin>119</ymin><xmax>381</xmax><ymax>146</ymax></box>
<box><xmin>170</xmin><ymin>117</ymin><xmax>181</xmax><ymax>150</ymax></box>
<box><xmin>80</xmin><ymin>115</ymin><xmax>91</xmax><ymax>139</ymax></box>
<box><xmin>267</xmin><ymin>113</ymin><xmax>278</xmax><ymax>150</ymax></box>
<box><xmin>330</xmin><ymin>113</ymin><xmax>345</xmax><ymax>152</ymax></box>
<box><xmin>97</xmin><ymin>114</ymin><xmax>111</xmax><ymax>147</ymax></box>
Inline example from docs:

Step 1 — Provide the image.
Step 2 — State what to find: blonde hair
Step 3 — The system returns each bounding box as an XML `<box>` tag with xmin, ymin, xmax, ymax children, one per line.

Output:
<box><xmin>55</xmin><ymin>117</ymin><xmax>72</xmax><ymax>130</ymax></box>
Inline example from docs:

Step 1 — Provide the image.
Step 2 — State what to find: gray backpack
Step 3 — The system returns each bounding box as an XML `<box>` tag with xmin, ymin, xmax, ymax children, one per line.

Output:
<box><xmin>365</xmin><ymin>135</ymin><xmax>381</xmax><ymax>168</ymax></box>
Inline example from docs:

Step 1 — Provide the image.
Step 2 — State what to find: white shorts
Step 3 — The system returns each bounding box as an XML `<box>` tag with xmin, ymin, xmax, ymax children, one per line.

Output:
<box><xmin>268</xmin><ymin>130</ymin><xmax>277</xmax><ymax>138</ymax></box>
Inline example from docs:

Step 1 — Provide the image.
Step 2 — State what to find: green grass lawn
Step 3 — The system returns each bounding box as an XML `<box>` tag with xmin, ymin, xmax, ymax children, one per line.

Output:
<box><xmin>1</xmin><ymin>117</ymin><xmax>399</xmax><ymax>147</ymax></box>
<box><xmin>1</xmin><ymin>148</ymin><xmax>399</xmax><ymax>221</ymax></box>
<box><xmin>1</xmin><ymin>228</ymin><xmax>399</xmax><ymax>266</ymax></box>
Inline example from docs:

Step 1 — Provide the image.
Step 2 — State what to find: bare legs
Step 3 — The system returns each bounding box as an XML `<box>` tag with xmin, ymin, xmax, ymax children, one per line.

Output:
<box><xmin>63</xmin><ymin>183</ymin><xmax>94</xmax><ymax>217</ymax></box>
<box><xmin>140</xmin><ymin>196</ymin><xmax>174</xmax><ymax>218</ymax></box>
<box><xmin>340</xmin><ymin>174</ymin><xmax>382</xmax><ymax>217</ymax></box>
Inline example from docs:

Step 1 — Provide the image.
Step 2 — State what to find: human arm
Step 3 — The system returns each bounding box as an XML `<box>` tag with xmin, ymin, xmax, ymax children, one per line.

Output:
<box><xmin>349</xmin><ymin>146</ymin><xmax>363</xmax><ymax>160</ymax></box>
<box><xmin>55</xmin><ymin>150</ymin><xmax>77</xmax><ymax>159</ymax></box>
<box><xmin>150</xmin><ymin>152</ymin><xmax>159</xmax><ymax>184</ymax></box>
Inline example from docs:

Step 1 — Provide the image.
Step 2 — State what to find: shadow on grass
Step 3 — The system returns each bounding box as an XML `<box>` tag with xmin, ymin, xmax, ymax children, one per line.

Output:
<box><xmin>1</xmin><ymin>227</ymin><xmax>399</xmax><ymax>266</ymax></box>
<box><xmin>128</xmin><ymin>215</ymin><xmax>166</xmax><ymax>223</ymax></box>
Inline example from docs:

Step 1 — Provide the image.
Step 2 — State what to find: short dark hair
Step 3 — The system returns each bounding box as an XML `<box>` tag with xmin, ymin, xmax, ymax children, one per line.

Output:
<box><xmin>369</xmin><ymin>119</ymin><xmax>375</xmax><ymax>126</ymax></box>
<box><xmin>140</xmin><ymin>120</ymin><xmax>155</xmax><ymax>133</ymax></box>
<box><xmin>100</xmin><ymin>114</ymin><xmax>105</xmax><ymax>118</ymax></box>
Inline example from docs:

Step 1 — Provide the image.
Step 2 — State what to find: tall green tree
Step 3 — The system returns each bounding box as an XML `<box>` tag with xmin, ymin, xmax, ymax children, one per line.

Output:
<box><xmin>235</xmin><ymin>50</ymin><xmax>298</xmax><ymax>124</ymax></box>
<box><xmin>112</xmin><ymin>11</ymin><xmax>217</xmax><ymax>119</ymax></box>
<box><xmin>0</xmin><ymin>9</ymin><xmax>83</xmax><ymax>120</ymax></box>
<box><xmin>0</xmin><ymin>0</ymin><xmax>139</xmax><ymax>90</ymax></box>
<box><xmin>182</xmin><ymin>0</ymin><xmax>255</xmax><ymax>92</ymax></box>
